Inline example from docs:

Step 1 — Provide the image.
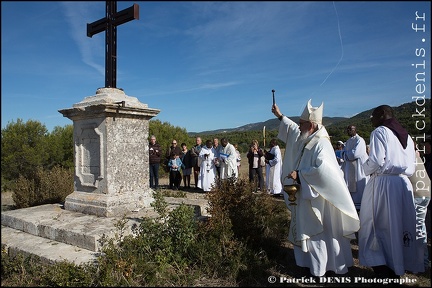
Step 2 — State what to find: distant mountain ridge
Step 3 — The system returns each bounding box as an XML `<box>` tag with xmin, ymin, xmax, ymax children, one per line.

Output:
<box><xmin>189</xmin><ymin>99</ymin><xmax>430</xmax><ymax>137</ymax></box>
<box><xmin>190</xmin><ymin>116</ymin><xmax>348</xmax><ymax>136</ymax></box>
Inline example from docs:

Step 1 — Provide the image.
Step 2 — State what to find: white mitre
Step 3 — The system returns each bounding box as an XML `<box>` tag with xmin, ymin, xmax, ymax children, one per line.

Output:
<box><xmin>299</xmin><ymin>99</ymin><xmax>324</xmax><ymax>125</ymax></box>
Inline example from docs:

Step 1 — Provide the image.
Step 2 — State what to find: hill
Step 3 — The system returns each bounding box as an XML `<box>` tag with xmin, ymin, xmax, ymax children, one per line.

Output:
<box><xmin>189</xmin><ymin>116</ymin><xmax>348</xmax><ymax>136</ymax></box>
<box><xmin>189</xmin><ymin>100</ymin><xmax>431</xmax><ymax>144</ymax></box>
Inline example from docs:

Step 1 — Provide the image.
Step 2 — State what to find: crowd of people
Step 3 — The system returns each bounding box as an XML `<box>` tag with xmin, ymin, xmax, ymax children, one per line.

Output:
<box><xmin>149</xmin><ymin>133</ymin><xmax>286</xmax><ymax>195</ymax></box>
<box><xmin>148</xmin><ymin>136</ymin><xmax>242</xmax><ymax>192</ymax></box>
<box><xmin>148</xmin><ymin>98</ymin><xmax>431</xmax><ymax>280</ymax></box>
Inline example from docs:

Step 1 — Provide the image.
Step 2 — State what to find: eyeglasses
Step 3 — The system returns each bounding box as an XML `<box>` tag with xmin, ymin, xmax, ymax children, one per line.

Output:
<box><xmin>172</xmin><ymin>143</ymin><xmax>177</xmax><ymax>144</ymax></box>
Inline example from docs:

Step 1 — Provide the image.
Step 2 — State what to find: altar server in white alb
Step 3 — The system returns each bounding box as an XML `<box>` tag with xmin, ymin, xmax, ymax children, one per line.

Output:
<box><xmin>197</xmin><ymin>140</ymin><xmax>217</xmax><ymax>192</ymax></box>
<box><xmin>271</xmin><ymin>99</ymin><xmax>360</xmax><ymax>277</ymax></box>
<box><xmin>341</xmin><ymin>125</ymin><xmax>369</xmax><ymax>211</ymax></box>
<box><xmin>265</xmin><ymin>138</ymin><xmax>283</xmax><ymax>195</ymax></box>
<box><xmin>359</xmin><ymin>105</ymin><xmax>420</xmax><ymax>278</ymax></box>
<box><xmin>219</xmin><ymin>138</ymin><xmax>239</xmax><ymax>180</ymax></box>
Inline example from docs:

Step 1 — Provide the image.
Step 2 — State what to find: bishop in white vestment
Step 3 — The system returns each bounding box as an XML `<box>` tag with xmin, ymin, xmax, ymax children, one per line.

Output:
<box><xmin>272</xmin><ymin>99</ymin><xmax>360</xmax><ymax>277</ymax></box>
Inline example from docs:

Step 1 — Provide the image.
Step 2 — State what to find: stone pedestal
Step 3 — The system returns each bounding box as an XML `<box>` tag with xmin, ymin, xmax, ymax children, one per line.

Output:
<box><xmin>58</xmin><ymin>88</ymin><xmax>160</xmax><ymax>217</ymax></box>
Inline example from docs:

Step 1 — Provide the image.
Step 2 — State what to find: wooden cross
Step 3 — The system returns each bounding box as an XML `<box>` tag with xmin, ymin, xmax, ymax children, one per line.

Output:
<box><xmin>87</xmin><ymin>1</ymin><xmax>139</xmax><ymax>88</ymax></box>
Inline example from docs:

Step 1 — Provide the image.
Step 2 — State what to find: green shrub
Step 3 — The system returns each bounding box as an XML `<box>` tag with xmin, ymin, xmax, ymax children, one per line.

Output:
<box><xmin>1</xmin><ymin>244</ymin><xmax>97</xmax><ymax>287</ymax></box>
<box><xmin>39</xmin><ymin>261</ymin><xmax>95</xmax><ymax>287</ymax></box>
<box><xmin>207</xmin><ymin>177</ymin><xmax>289</xmax><ymax>253</ymax></box>
<box><xmin>205</xmin><ymin>177</ymin><xmax>290</xmax><ymax>285</ymax></box>
<box><xmin>87</xmin><ymin>189</ymin><xmax>245</xmax><ymax>286</ymax></box>
<box><xmin>1</xmin><ymin>247</ymin><xmax>44</xmax><ymax>286</ymax></box>
<box><xmin>12</xmin><ymin>165</ymin><xmax>73</xmax><ymax>209</ymax></box>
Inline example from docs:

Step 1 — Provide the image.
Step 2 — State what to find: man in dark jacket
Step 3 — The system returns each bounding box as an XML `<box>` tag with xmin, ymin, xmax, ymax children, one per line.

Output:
<box><xmin>190</xmin><ymin>137</ymin><xmax>203</xmax><ymax>188</ymax></box>
<box><xmin>149</xmin><ymin>135</ymin><xmax>162</xmax><ymax>189</ymax></box>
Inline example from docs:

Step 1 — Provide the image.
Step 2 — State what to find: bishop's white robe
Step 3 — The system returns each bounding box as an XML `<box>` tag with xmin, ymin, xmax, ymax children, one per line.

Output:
<box><xmin>277</xmin><ymin>116</ymin><xmax>360</xmax><ymax>276</ymax></box>
<box><xmin>359</xmin><ymin>126</ymin><xmax>421</xmax><ymax>275</ymax></box>
<box><xmin>342</xmin><ymin>134</ymin><xmax>369</xmax><ymax>210</ymax></box>
<box><xmin>220</xmin><ymin>143</ymin><xmax>238</xmax><ymax>180</ymax></box>
<box><xmin>266</xmin><ymin>145</ymin><xmax>283</xmax><ymax>195</ymax></box>
<box><xmin>197</xmin><ymin>146</ymin><xmax>217</xmax><ymax>192</ymax></box>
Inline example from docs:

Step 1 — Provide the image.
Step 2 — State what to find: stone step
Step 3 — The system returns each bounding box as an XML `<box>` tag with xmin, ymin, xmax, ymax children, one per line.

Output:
<box><xmin>1</xmin><ymin>226</ymin><xmax>100</xmax><ymax>265</ymax></box>
<box><xmin>1</xmin><ymin>204</ymin><xmax>144</xmax><ymax>252</ymax></box>
<box><xmin>1</xmin><ymin>195</ymin><xmax>210</xmax><ymax>266</ymax></box>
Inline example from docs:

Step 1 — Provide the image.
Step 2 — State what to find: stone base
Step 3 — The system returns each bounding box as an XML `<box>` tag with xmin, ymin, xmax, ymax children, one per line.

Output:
<box><xmin>59</xmin><ymin>87</ymin><xmax>161</xmax><ymax>218</ymax></box>
<box><xmin>64</xmin><ymin>190</ymin><xmax>154</xmax><ymax>217</ymax></box>
<box><xmin>1</xmin><ymin>192</ymin><xmax>210</xmax><ymax>266</ymax></box>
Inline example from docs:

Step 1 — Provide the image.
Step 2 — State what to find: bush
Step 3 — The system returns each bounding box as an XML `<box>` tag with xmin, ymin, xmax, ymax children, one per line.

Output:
<box><xmin>93</xmin><ymin>189</ymin><xmax>245</xmax><ymax>286</ymax></box>
<box><xmin>12</xmin><ymin>165</ymin><xmax>73</xmax><ymax>209</ymax></box>
<box><xmin>1</xmin><ymin>245</ymin><xmax>96</xmax><ymax>287</ymax></box>
<box><xmin>1</xmin><ymin>119</ymin><xmax>49</xmax><ymax>191</ymax></box>
<box><xmin>205</xmin><ymin>177</ymin><xmax>290</xmax><ymax>285</ymax></box>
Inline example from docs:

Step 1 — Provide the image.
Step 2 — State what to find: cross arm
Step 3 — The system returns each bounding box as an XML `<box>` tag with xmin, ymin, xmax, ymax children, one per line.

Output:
<box><xmin>113</xmin><ymin>3</ymin><xmax>139</xmax><ymax>26</ymax></box>
<box><xmin>86</xmin><ymin>3</ymin><xmax>139</xmax><ymax>38</ymax></box>
<box><xmin>87</xmin><ymin>18</ymin><xmax>107</xmax><ymax>38</ymax></box>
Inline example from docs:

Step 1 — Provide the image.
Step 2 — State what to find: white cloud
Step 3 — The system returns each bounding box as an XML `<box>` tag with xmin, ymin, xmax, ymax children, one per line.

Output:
<box><xmin>61</xmin><ymin>2</ymin><xmax>105</xmax><ymax>76</ymax></box>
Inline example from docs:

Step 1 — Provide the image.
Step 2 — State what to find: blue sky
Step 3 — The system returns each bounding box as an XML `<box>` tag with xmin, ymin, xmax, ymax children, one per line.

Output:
<box><xmin>2</xmin><ymin>1</ymin><xmax>430</xmax><ymax>133</ymax></box>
